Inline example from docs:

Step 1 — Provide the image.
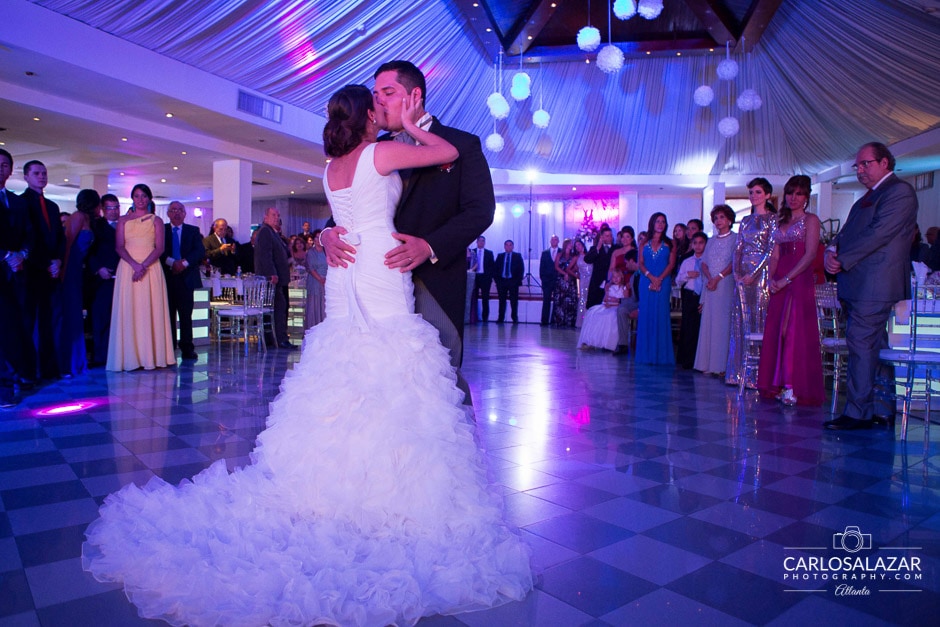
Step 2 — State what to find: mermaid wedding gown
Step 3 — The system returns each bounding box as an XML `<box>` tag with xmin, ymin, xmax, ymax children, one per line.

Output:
<box><xmin>82</xmin><ymin>143</ymin><xmax>533</xmax><ymax>626</ymax></box>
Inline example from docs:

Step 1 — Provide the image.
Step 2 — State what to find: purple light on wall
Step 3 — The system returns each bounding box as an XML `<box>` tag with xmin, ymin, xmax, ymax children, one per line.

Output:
<box><xmin>34</xmin><ymin>399</ymin><xmax>104</xmax><ymax>417</ymax></box>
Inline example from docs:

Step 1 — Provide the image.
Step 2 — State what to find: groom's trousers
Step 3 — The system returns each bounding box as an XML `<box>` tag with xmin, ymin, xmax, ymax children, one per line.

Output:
<box><xmin>413</xmin><ymin>277</ymin><xmax>471</xmax><ymax>405</ymax></box>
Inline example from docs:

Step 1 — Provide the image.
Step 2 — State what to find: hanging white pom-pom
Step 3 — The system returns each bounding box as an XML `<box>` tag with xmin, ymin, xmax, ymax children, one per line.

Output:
<box><xmin>637</xmin><ymin>0</ymin><xmax>664</xmax><ymax>20</ymax></box>
<box><xmin>532</xmin><ymin>109</ymin><xmax>550</xmax><ymax>129</ymax></box>
<box><xmin>486</xmin><ymin>92</ymin><xmax>510</xmax><ymax>119</ymax></box>
<box><xmin>596</xmin><ymin>44</ymin><xmax>624</xmax><ymax>74</ymax></box>
<box><xmin>736</xmin><ymin>88</ymin><xmax>762</xmax><ymax>111</ymax></box>
<box><xmin>613</xmin><ymin>0</ymin><xmax>637</xmax><ymax>20</ymax></box>
<box><xmin>485</xmin><ymin>132</ymin><xmax>505</xmax><ymax>152</ymax></box>
<box><xmin>577</xmin><ymin>26</ymin><xmax>601</xmax><ymax>52</ymax></box>
<box><xmin>693</xmin><ymin>85</ymin><xmax>714</xmax><ymax>107</ymax></box>
<box><xmin>718</xmin><ymin>116</ymin><xmax>740</xmax><ymax>137</ymax></box>
<box><xmin>510</xmin><ymin>72</ymin><xmax>531</xmax><ymax>101</ymax></box>
<box><xmin>716</xmin><ymin>58</ymin><xmax>739</xmax><ymax>80</ymax></box>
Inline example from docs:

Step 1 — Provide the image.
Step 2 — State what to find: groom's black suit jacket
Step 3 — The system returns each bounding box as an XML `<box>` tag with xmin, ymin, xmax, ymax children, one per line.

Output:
<box><xmin>390</xmin><ymin>119</ymin><xmax>496</xmax><ymax>340</ymax></box>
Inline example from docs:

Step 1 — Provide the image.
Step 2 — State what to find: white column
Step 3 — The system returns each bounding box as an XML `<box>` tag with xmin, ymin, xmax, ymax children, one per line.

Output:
<box><xmin>80</xmin><ymin>174</ymin><xmax>109</xmax><ymax>197</ymax></box>
<box><xmin>618</xmin><ymin>189</ymin><xmax>638</xmax><ymax>231</ymax></box>
<box><xmin>212</xmin><ymin>159</ymin><xmax>252</xmax><ymax>240</ymax></box>
<box><xmin>815</xmin><ymin>180</ymin><xmax>833</xmax><ymax>221</ymax></box>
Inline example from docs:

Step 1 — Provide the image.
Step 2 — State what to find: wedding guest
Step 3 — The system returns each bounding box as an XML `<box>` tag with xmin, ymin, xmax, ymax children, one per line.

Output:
<box><xmin>694</xmin><ymin>205</ymin><xmax>736</xmax><ymax>375</ymax></box>
<box><xmin>726</xmin><ymin>177</ymin><xmax>776</xmax><ymax>388</ymax></box>
<box><xmin>539</xmin><ymin>235</ymin><xmax>560</xmax><ymax>325</ymax></box>
<box><xmin>579</xmin><ymin>268</ymin><xmax>626</xmax><ymax>351</ymax></box>
<box><xmin>494</xmin><ymin>239</ymin><xmax>524</xmax><ymax>324</ymax></box>
<box><xmin>59</xmin><ymin>189</ymin><xmax>98</xmax><ymax>376</ymax></box>
<box><xmin>469</xmin><ymin>236</ymin><xmax>494</xmax><ymax>323</ymax></box>
<box><xmin>204</xmin><ymin>218</ymin><xmax>238</xmax><ymax>275</ymax></box>
<box><xmin>21</xmin><ymin>159</ymin><xmax>65</xmax><ymax>380</ymax></box>
<box><xmin>583</xmin><ymin>226</ymin><xmax>613</xmax><ymax>308</ymax></box>
<box><xmin>107</xmin><ymin>184</ymin><xmax>175</xmax><ymax>371</ymax></box>
<box><xmin>162</xmin><ymin>201</ymin><xmax>205</xmax><ymax>361</ymax></box>
<box><xmin>551</xmin><ymin>238</ymin><xmax>579</xmax><ymax>327</ymax></box>
<box><xmin>574</xmin><ymin>239</ymin><xmax>591</xmax><ymax>328</ymax></box>
<box><xmin>88</xmin><ymin>194</ymin><xmax>121</xmax><ymax>366</ymax></box>
<box><xmin>0</xmin><ymin>149</ymin><xmax>33</xmax><ymax>407</ymax></box>
<box><xmin>255</xmin><ymin>207</ymin><xmax>294</xmax><ymax>349</ymax></box>
<box><xmin>304</xmin><ymin>230</ymin><xmax>328</xmax><ymax>329</ymax></box>
<box><xmin>676</xmin><ymin>232</ymin><xmax>707</xmax><ymax>369</ymax></box>
<box><xmin>758</xmin><ymin>175</ymin><xmax>824</xmax><ymax>406</ymax></box>
<box><xmin>823</xmin><ymin>142</ymin><xmax>918</xmax><ymax>430</ymax></box>
<box><xmin>636</xmin><ymin>212</ymin><xmax>676</xmax><ymax>365</ymax></box>
<box><xmin>672</xmin><ymin>223</ymin><xmax>690</xmax><ymax>265</ymax></box>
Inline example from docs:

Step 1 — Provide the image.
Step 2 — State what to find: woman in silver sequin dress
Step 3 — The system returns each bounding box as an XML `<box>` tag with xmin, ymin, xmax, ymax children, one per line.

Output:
<box><xmin>575</xmin><ymin>239</ymin><xmax>592</xmax><ymax>328</ymax></box>
<box><xmin>725</xmin><ymin>178</ymin><xmax>777</xmax><ymax>388</ymax></box>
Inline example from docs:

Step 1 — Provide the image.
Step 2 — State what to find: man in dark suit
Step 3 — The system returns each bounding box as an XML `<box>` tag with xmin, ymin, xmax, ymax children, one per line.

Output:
<box><xmin>469</xmin><ymin>236</ymin><xmax>494</xmax><ymax>323</ymax></box>
<box><xmin>162</xmin><ymin>201</ymin><xmax>206</xmax><ymax>360</ymax></box>
<box><xmin>0</xmin><ymin>149</ymin><xmax>33</xmax><ymax>407</ymax></box>
<box><xmin>20</xmin><ymin>160</ymin><xmax>65</xmax><ymax>380</ymax></box>
<box><xmin>255</xmin><ymin>206</ymin><xmax>294</xmax><ymax>349</ymax></box>
<box><xmin>583</xmin><ymin>226</ymin><xmax>614</xmax><ymax>309</ymax></box>
<box><xmin>495</xmin><ymin>240</ymin><xmax>525</xmax><ymax>324</ymax></box>
<box><xmin>88</xmin><ymin>194</ymin><xmax>121</xmax><ymax>366</ymax></box>
<box><xmin>204</xmin><ymin>218</ymin><xmax>239</xmax><ymax>276</ymax></box>
<box><xmin>323</xmin><ymin>61</ymin><xmax>495</xmax><ymax>401</ymax></box>
<box><xmin>824</xmin><ymin>142</ymin><xmax>918</xmax><ymax>431</ymax></box>
<box><xmin>539</xmin><ymin>234</ymin><xmax>560</xmax><ymax>325</ymax></box>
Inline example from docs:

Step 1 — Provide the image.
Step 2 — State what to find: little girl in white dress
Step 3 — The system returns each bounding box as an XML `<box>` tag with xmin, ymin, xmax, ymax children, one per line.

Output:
<box><xmin>578</xmin><ymin>268</ymin><xmax>626</xmax><ymax>351</ymax></box>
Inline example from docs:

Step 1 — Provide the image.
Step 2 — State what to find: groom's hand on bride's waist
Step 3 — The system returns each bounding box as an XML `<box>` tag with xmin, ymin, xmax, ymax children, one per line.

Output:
<box><xmin>386</xmin><ymin>233</ymin><xmax>432</xmax><ymax>272</ymax></box>
<box><xmin>321</xmin><ymin>226</ymin><xmax>357</xmax><ymax>268</ymax></box>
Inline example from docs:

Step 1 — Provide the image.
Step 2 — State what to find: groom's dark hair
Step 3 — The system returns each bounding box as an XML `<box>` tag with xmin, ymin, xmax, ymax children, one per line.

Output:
<box><xmin>375</xmin><ymin>61</ymin><xmax>427</xmax><ymax>106</ymax></box>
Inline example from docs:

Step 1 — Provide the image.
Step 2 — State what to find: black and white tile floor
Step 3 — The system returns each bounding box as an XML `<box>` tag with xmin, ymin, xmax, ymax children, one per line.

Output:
<box><xmin>1</xmin><ymin>324</ymin><xmax>937</xmax><ymax>626</ymax></box>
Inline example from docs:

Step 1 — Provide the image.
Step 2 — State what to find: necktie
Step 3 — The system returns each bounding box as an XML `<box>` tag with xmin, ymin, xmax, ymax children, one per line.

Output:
<box><xmin>477</xmin><ymin>249</ymin><xmax>484</xmax><ymax>273</ymax></box>
<box><xmin>0</xmin><ymin>189</ymin><xmax>7</xmax><ymax>208</ymax></box>
<box><xmin>504</xmin><ymin>253</ymin><xmax>511</xmax><ymax>278</ymax></box>
<box><xmin>693</xmin><ymin>257</ymin><xmax>703</xmax><ymax>295</ymax></box>
<box><xmin>39</xmin><ymin>194</ymin><xmax>51</xmax><ymax>229</ymax></box>
<box><xmin>173</xmin><ymin>226</ymin><xmax>182</xmax><ymax>259</ymax></box>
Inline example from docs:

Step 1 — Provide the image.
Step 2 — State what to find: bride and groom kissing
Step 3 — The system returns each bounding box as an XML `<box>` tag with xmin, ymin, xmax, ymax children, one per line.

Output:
<box><xmin>82</xmin><ymin>60</ymin><xmax>532</xmax><ymax>626</ymax></box>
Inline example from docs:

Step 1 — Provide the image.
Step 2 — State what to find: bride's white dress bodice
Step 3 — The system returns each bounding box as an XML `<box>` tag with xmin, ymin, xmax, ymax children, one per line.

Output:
<box><xmin>324</xmin><ymin>143</ymin><xmax>414</xmax><ymax>321</ymax></box>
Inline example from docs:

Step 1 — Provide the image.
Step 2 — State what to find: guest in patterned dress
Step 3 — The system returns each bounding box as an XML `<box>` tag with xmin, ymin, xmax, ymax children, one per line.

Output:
<box><xmin>726</xmin><ymin>178</ymin><xmax>777</xmax><ymax>388</ymax></box>
<box><xmin>575</xmin><ymin>239</ymin><xmax>591</xmax><ymax>328</ymax></box>
<box><xmin>551</xmin><ymin>238</ymin><xmax>579</xmax><ymax>327</ymax></box>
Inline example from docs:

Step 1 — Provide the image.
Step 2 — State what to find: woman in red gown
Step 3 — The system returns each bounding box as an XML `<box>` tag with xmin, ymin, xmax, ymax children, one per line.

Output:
<box><xmin>757</xmin><ymin>175</ymin><xmax>825</xmax><ymax>406</ymax></box>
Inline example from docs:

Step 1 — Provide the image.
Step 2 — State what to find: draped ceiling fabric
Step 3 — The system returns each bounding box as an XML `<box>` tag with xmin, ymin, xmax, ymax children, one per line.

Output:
<box><xmin>30</xmin><ymin>0</ymin><xmax>940</xmax><ymax>178</ymax></box>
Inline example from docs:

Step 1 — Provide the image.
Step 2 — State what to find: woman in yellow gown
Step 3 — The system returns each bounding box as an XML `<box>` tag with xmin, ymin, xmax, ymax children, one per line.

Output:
<box><xmin>106</xmin><ymin>184</ymin><xmax>175</xmax><ymax>371</ymax></box>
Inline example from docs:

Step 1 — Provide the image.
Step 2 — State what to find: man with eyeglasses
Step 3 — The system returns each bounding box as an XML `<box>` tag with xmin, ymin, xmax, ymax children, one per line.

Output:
<box><xmin>162</xmin><ymin>201</ymin><xmax>206</xmax><ymax>361</ymax></box>
<box><xmin>823</xmin><ymin>142</ymin><xmax>918</xmax><ymax>431</ymax></box>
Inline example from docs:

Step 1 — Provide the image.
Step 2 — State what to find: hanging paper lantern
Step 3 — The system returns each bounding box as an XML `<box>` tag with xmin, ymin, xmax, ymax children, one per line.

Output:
<box><xmin>718</xmin><ymin>116</ymin><xmax>740</xmax><ymax>137</ymax></box>
<box><xmin>510</xmin><ymin>72</ymin><xmax>531</xmax><ymax>101</ymax></box>
<box><xmin>486</xmin><ymin>92</ymin><xmax>510</xmax><ymax>119</ymax></box>
<box><xmin>693</xmin><ymin>85</ymin><xmax>714</xmax><ymax>107</ymax></box>
<box><xmin>532</xmin><ymin>109</ymin><xmax>550</xmax><ymax>129</ymax></box>
<box><xmin>637</xmin><ymin>0</ymin><xmax>664</xmax><ymax>19</ymax></box>
<box><xmin>736</xmin><ymin>88</ymin><xmax>762</xmax><ymax>111</ymax></box>
<box><xmin>596</xmin><ymin>44</ymin><xmax>624</xmax><ymax>74</ymax></box>
<box><xmin>577</xmin><ymin>26</ymin><xmax>601</xmax><ymax>52</ymax></box>
<box><xmin>613</xmin><ymin>0</ymin><xmax>637</xmax><ymax>20</ymax></box>
<box><xmin>485</xmin><ymin>132</ymin><xmax>504</xmax><ymax>152</ymax></box>
<box><xmin>717</xmin><ymin>58</ymin><xmax>739</xmax><ymax>81</ymax></box>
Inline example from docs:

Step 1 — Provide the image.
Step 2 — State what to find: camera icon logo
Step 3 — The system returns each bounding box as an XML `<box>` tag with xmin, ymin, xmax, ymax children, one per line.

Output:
<box><xmin>833</xmin><ymin>526</ymin><xmax>872</xmax><ymax>553</ymax></box>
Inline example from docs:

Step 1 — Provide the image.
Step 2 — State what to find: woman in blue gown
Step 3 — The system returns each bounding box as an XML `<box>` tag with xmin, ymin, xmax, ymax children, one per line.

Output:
<box><xmin>59</xmin><ymin>189</ymin><xmax>98</xmax><ymax>376</ymax></box>
<box><xmin>636</xmin><ymin>212</ymin><xmax>677</xmax><ymax>365</ymax></box>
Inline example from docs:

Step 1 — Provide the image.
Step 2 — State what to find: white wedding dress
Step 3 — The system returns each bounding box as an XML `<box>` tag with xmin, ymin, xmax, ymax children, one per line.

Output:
<box><xmin>82</xmin><ymin>143</ymin><xmax>533</xmax><ymax>626</ymax></box>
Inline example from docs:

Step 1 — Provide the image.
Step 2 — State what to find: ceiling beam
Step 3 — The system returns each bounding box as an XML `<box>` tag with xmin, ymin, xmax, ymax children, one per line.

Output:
<box><xmin>503</xmin><ymin>0</ymin><xmax>561</xmax><ymax>56</ymax></box>
<box><xmin>683</xmin><ymin>0</ymin><xmax>739</xmax><ymax>47</ymax></box>
<box><xmin>521</xmin><ymin>37</ymin><xmax>722</xmax><ymax>64</ymax></box>
<box><xmin>451</xmin><ymin>0</ymin><xmax>503</xmax><ymax>61</ymax></box>
<box><xmin>736</xmin><ymin>0</ymin><xmax>784</xmax><ymax>52</ymax></box>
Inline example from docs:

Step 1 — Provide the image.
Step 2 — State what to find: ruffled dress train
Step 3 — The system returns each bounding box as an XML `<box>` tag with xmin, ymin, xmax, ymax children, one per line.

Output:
<box><xmin>82</xmin><ymin>143</ymin><xmax>532</xmax><ymax>626</ymax></box>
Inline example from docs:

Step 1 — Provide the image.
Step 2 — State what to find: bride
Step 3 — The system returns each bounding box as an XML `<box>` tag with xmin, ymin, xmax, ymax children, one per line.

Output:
<box><xmin>82</xmin><ymin>84</ymin><xmax>533</xmax><ymax>626</ymax></box>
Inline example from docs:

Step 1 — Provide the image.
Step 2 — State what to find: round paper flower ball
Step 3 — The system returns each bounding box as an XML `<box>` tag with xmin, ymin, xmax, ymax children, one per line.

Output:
<box><xmin>577</xmin><ymin>26</ymin><xmax>601</xmax><ymax>52</ymax></box>
<box><xmin>717</xmin><ymin>58</ymin><xmax>739</xmax><ymax>81</ymax></box>
<box><xmin>718</xmin><ymin>116</ymin><xmax>740</xmax><ymax>137</ymax></box>
<box><xmin>486</xmin><ymin>92</ymin><xmax>510</xmax><ymax>119</ymax></box>
<box><xmin>693</xmin><ymin>85</ymin><xmax>714</xmax><ymax>107</ymax></box>
<box><xmin>532</xmin><ymin>109</ymin><xmax>550</xmax><ymax>129</ymax></box>
<box><xmin>485</xmin><ymin>132</ymin><xmax>505</xmax><ymax>152</ymax></box>
<box><xmin>597</xmin><ymin>45</ymin><xmax>625</xmax><ymax>74</ymax></box>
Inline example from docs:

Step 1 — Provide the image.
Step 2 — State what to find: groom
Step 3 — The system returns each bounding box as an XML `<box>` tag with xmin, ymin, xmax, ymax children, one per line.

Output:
<box><xmin>322</xmin><ymin>61</ymin><xmax>496</xmax><ymax>401</ymax></box>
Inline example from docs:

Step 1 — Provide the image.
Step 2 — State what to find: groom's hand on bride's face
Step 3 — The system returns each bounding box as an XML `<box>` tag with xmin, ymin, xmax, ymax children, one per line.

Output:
<box><xmin>322</xmin><ymin>226</ymin><xmax>357</xmax><ymax>268</ymax></box>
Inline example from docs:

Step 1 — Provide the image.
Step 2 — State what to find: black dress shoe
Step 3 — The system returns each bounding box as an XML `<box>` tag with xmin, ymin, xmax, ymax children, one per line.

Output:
<box><xmin>182</xmin><ymin>352</ymin><xmax>198</xmax><ymax>360</ymax></box>
<box><xmin>278</xmin><ymin>341</ymin><xmax>297</xmax><ymax>350</ymax></box>
<box><xmin>871</xmin><ymin>415</ymin><xmax>896</xmax><ymax>428</ymax></box>
<box><xmin>824</xmin><ymin>415</ymin><xmax>872</xmax><ymax>431</ymax></box>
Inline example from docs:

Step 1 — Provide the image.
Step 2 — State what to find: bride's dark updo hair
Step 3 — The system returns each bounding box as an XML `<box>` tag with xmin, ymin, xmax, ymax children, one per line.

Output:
<box><xmin>323</xmin><ymin>84</ymin><xmax>373</xmax><ymax>158</ymax></box>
